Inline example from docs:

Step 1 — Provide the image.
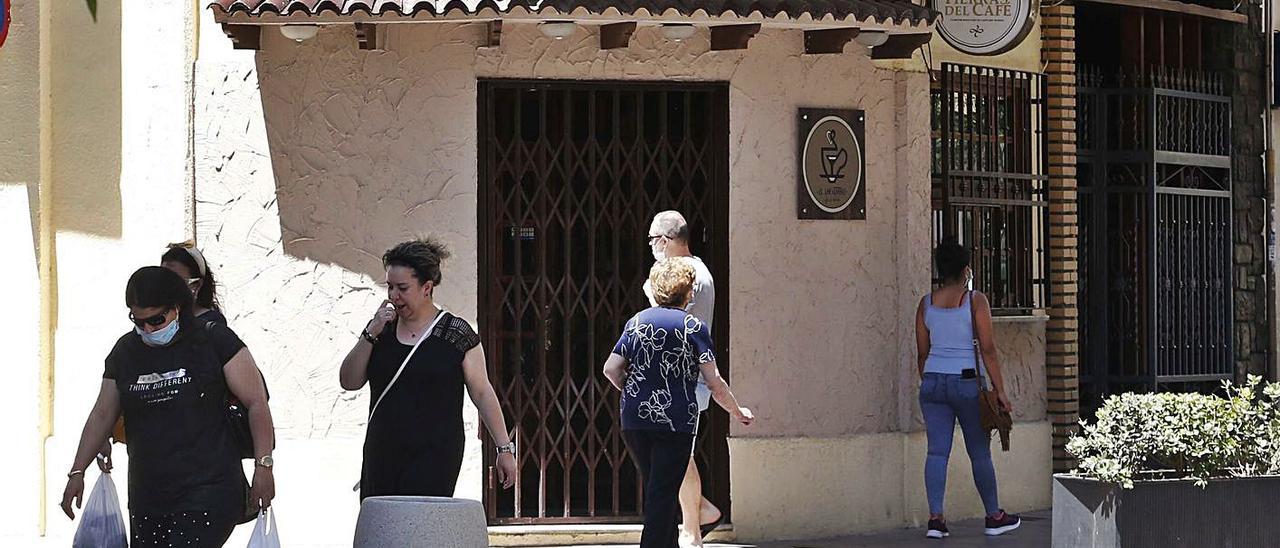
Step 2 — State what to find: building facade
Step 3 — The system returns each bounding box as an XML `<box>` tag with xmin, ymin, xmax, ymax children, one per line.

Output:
<box><xmin>1</xmin><ymin>0</ymin><xmax>1274</xmax><ymax>546</ymax></box>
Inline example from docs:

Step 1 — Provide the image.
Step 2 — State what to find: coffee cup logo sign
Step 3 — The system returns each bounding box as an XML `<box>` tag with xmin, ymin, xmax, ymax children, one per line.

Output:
<box><xmin>932</xmin><ymin>0</ymin><xmax>1035</xmax><ymax>56</ymax></box>
<box><xmin>798</xmin><ymin>109</ymin><xmax>865</xmax><ymax>220</ymax></box>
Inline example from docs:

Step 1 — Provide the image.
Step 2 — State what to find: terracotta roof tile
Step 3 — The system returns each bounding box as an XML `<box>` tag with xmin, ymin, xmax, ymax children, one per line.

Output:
<box><xmin>208</xmin><ymin>0</ymin><xmax>938</xmax><ymax>25</ymax></box>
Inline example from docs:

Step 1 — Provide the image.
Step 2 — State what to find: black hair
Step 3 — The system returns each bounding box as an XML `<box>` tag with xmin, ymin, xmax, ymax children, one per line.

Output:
<box><xmin>161</xmin><ymin>246</ymin><xmax>221</xmax><ymax>312</ymax></box>
<box><xmin>126</xmin><ymin>266</ymin><xmax>196</xmax><ymax>334</ymax></box>
<box><xmin>383</xmin><ymin>237</ymin><xmax>452</xmax><ymax>286</ymax></box>
<box><xmin>935</xmin><ymin>238</ymin><xmax>971</xmax><ymax>283</ymax></box>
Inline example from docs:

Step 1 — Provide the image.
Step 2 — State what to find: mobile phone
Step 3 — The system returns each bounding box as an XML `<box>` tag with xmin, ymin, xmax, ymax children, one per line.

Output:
<box><xmin>961</xmin><ymin>368</ymin><xmax>977</xmax><ymax>379</ymax></box>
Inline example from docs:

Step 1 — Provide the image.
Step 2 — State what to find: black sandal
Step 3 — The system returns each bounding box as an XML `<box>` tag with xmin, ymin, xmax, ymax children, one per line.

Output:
<box><xmin>700</xmin><ymin>515</ymin><xmax>724</xmax><ymax>539</ymax></box>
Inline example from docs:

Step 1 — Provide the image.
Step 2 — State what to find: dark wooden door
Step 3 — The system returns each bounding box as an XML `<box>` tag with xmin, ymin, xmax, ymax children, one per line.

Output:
<box><xmin>478</xmin><ymin>81</ymin><xmax>730</xmax><ymax>524</ymax></box>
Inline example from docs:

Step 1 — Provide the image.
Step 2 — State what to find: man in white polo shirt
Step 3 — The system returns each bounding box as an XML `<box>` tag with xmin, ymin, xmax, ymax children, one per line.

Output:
<box><xmin>643</xmin><ymin>210</ymin><xmax>720</xmax><ymax>547</ymax></box>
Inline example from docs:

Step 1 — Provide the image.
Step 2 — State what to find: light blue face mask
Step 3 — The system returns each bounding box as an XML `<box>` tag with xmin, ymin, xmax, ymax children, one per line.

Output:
<box><xmin>136</xmin><ymin>318</ymin><xmax>180</xmax><ymax>347</ymax></box>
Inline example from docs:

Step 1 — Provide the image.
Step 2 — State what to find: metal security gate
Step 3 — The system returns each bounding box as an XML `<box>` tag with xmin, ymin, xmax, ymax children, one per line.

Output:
<box><xmin>478</xmin><ymin>81</ymin><xmax>730</xmax><ymax>524</ymax></box>
<box><xmin>1076</xmin><ymin>66</ymin><xmax>1233</xmax><ymax>414</ymax></box>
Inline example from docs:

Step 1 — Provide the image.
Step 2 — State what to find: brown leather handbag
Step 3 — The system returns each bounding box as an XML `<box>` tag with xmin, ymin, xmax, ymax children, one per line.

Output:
<box><xmin>970</xmin><ymin>291</ymin><xmax>1013</xmax><ymax>451</ymax></box>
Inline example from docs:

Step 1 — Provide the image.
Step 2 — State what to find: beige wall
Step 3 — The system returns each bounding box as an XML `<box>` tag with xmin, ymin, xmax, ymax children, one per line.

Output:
<box><xmin>0</xmin><ymin>0</ymin><xmax>41</xmax><ymax>187</ymax></box>
<box><xmin>200</xmin><ymin>20</ymin><xmax>927</xmax><ymax>438</ymax></box>
<box><xmin>0</xmin><ymin>8</ymin><xmax>1055</xmax><ymax>544</ymax></box>
<box><xmin>0</xmin><ymin>1</ymin><xmax>198</xmax><ymax>545</ymax></box>
<box><xmin>0</xmin><ymin>0</ymin><xmax>197</xmax><ymax>541</ymax></box>
<box><xmin>0</xmin><ymin>0</ymin><xmax>46</xmax><ymax>537</ymax></box>
<box><xmin>729</xmin><ymin>420</ymin><xmax>1052</xmax><ymax>540</ymax></box>
<box><xmin>192</xmin><ymin>19</ymin><xmax>1050</xmax><ymax>543</ymax></box>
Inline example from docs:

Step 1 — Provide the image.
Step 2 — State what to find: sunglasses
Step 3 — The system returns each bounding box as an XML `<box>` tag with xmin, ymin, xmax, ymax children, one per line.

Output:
<box><xmin>647</xmin><ymin>235</ymin><xmax>666</xmax><ymax>245</ymax></box>
<box><xmin>130</xmin><ymin>308</ymin><xmax>173</xmax><ymax>328</ymax></box>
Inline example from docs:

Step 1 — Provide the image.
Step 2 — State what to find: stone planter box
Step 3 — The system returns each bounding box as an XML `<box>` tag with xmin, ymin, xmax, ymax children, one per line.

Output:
<box><xmin>1053</xmin><ymin>473</ymin><xmax>1280</xmax><ymax>548</ymax></box>
<box><xmin>353</xmin><ymin>496</ymin><xmax>487</xmax><ymax>548</ymax></box>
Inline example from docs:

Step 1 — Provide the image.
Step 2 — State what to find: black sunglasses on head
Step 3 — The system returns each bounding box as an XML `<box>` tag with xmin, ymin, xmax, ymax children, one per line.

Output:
<box><xmin>130</xmin><ymin>308</ymin><xmax>172</xmax><ymax>328</ymax></box>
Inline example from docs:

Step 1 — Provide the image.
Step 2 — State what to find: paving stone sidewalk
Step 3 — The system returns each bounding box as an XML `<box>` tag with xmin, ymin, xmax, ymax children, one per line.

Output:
<box><xmin>537</xmin><ymin>509</ymin><xmax>1052</xmax><ymax>548</ymax></box>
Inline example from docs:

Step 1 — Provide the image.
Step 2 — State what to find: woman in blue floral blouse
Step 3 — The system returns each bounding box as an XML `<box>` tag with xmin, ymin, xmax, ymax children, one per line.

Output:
<box><xmin>603</xmin><ymin>257</ymin><xmax>754</xmax><ymax>548</ymax></box>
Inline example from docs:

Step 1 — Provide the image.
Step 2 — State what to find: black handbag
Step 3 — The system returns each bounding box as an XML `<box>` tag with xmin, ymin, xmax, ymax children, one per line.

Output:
<box><xmin>226</xmin><ymin>395</ymin><xmax>256</xmax><ymax>459</ymax></box>
<box><xmin>204</xmin><ymin>322</ymin><xmax>271</xmax><ymax>459</ymax></box>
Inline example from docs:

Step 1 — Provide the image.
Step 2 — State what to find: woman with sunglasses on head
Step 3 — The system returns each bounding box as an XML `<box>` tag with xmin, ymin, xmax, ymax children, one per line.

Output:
<box><xmin>162</xmin><ymin>242</ymin><xmax>227</xmax><ymax>326</ymax></box>
<box><xmin>61</xmin><ymin>266</ymin><xmax>276</xmax><ymax>547</ymax></box>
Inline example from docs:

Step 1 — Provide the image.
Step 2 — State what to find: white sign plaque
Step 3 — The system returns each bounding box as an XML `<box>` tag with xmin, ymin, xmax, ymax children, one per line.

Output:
<box><xmin>932</xmin><ymin>0</ymin><xmax>1036</xmax><ymax>56</ymax></box>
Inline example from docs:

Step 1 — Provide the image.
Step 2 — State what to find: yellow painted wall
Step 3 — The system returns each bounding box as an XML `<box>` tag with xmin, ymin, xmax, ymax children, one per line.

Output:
<box><xmin>0</xmin><ymin>0</ymin><xmax>50</xmax><ymax>539</ymax></box>
<box><xmin>0</xmin><ymin>1</ymin><xmax>197</xmax><ymax>543</ymax></box>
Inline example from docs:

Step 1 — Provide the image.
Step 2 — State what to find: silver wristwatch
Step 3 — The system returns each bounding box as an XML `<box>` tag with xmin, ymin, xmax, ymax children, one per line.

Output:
<box><xmin>495</xmin><ymin>442</ymin><xmax>516</xmax><ymax>456</ymax></box>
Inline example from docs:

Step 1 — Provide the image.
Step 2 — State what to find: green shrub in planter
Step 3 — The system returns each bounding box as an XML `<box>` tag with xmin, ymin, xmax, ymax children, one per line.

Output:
<box><xmin>1066</xmin><ymin>376</ymin><xmax>1280</xmax><ymax>488</ymax></box>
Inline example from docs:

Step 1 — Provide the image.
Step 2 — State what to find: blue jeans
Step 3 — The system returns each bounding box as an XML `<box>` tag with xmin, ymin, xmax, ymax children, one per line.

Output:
<box><xmin>920</xmin><ymin>372</ymin><xmax>1000</xmax><ymax>516</ymax></box>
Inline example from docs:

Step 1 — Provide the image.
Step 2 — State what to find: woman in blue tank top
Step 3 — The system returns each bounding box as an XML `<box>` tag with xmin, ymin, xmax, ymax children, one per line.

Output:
<box><xmin>914</xmin><ymin>240</ymin><xmax>1021</xmax><ymax>539</ymax></box>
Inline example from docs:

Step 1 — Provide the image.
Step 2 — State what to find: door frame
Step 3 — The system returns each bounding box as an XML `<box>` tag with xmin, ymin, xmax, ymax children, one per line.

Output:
<box><xmin>476</xmin><ymin>79</ymin><xmax>732</xmax><ymax>524</ymax></box>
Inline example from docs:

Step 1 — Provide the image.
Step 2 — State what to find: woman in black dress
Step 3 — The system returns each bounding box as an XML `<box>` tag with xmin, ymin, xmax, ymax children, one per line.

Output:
<box><xmin>60</xmin><ymin>266</ymin><xmax>276</xmax><ymax>547</ymax></box>
<box><xmin>340</xmin><ymin>238</ymin><xmax>518</xmax><ymax>498</ymax></box>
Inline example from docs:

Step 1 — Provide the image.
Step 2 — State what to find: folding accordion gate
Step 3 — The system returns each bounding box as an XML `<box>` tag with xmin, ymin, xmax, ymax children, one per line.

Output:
<box><xmin>478</xmin><ymin>80</ymin><xmax>731</xmax><ymax>524</ymax></box>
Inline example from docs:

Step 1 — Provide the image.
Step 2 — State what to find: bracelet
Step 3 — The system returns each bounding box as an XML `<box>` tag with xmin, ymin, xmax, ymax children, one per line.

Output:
<box><xmin>361</xmin><ymin>328</ymin><xmax>379</xmax><ymax>344</ymax></box>
<box><xmin>67</xmin><ymin>470</ymin><xmax>84</xmax><ymax>478</ymax></box>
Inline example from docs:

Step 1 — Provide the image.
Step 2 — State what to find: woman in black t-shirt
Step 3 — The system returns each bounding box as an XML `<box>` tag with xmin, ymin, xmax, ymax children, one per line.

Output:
<box><xmin>101</xmin><ymin>243</ymin><xmax>229</xmax><ymax>468</ymax></box>
<box><xmin>340</xmin><ymin>238</ymin><xmax>518</xmax><ymax>499</ymax></box>
<box><xmin>61</xmin><ymin>267</ymin><xmax>276</xmax><ymax>547</ymax></box>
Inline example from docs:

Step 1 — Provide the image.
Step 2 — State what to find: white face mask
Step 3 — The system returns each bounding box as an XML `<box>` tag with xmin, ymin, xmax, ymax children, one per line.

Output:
<box><xmin>137</xmin><ymin>318</ymin><xmax>180</xmax><ymax>347</ymax></box>
<box><xmin>652</xmin><ymin>248</ymin><xmax>666</xmax><ymax>261</ymax></box>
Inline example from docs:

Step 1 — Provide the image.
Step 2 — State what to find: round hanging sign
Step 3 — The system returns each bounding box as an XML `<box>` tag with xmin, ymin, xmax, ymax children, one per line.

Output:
<box><xmin>932</xmin><ymin>0</ymin><xmax>1036</xmax><ymax>56</ymax></box>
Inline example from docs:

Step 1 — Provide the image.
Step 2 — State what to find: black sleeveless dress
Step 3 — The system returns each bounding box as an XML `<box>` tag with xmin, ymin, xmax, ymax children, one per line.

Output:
<box><xmin>360</xmin><ymin>312</ymin><xmax>481</xmax><ymax>499</ymax></box>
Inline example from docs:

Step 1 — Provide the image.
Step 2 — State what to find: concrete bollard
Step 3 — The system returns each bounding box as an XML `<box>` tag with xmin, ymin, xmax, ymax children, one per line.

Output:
<box><xmin>353</xmin><ymin>496</ymin><xmax>488</xmax><ymax>548</ymax></box>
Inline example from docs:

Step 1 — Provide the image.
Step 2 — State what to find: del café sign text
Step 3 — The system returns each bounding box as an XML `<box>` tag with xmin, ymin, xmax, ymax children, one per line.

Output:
<box><xmin>932</xmin><ymin>0</ymin><xmax>1035</xmax><ymax>56</ymax></box>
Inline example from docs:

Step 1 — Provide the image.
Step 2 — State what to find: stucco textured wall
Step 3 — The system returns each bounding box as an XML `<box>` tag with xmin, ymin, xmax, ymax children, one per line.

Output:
<box><xmin>0</xmin><ymin>0</ymin><xmax>40</xmax><ymax>186</ymax></box>
<box><xmin>994</xmin><ymin>320</ymin><xmax>1049</xmax><ymax>422</ymax></box>
<box><xmin>198</xmin><ymin>20</ymin><xmax>931</xmax><ymax>448</ymax></box>
<box><xmin>194</xmin><ymin>18</ymin><xmax>1043</xmax><ymax>543</ymax></box>
<box><xmin>729</xmin><ymin>420</ymin><xmax>1052</xmax><ymax>540</ymax></box>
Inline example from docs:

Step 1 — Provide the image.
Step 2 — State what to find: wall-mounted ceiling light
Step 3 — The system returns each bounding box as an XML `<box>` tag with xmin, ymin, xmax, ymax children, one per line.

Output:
<box><xmin>855</xmin><ymin>30</ymin><xmax>889</xmax><ymax>48</ymax></box>
<box><xmin>661</xmin><ymin>24</ymin><xmax>696</xmax><ymax>42</ymax></box>
<box><xmin>539</xmin><ymin>21</ymin><xmax>577</xmax><ymax>40</ymax></box>
<box><xmin>280</xmin><ymin>24</ymin><xmax>319</xmax><ymax>42</ymax></box>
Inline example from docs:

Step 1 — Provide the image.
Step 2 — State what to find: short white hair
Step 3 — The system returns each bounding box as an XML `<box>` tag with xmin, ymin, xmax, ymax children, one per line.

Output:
<box><xmin>650</xmin><ymin>210</ymin><xmax>690</xmax><ymax>243</ymax></box>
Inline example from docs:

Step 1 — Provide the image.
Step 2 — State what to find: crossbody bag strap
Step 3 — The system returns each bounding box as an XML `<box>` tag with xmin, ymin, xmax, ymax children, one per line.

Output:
<box><xmin>353</xmin><ymin>309</ymin><xmax>448</xmax><ymax>493</ymax></box>
<box><xmin>368</xmin><ymin>309</ymin><xmax>447</xmax><ymax>420</ymax></box>
<box><xmin>968</xmin><ymin>290</ymin><xmax>988</xmax><ymax>392</ymax></box>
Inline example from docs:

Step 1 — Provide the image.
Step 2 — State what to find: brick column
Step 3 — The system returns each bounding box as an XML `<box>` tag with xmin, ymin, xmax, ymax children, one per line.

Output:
<box><xmin>1041</xmin><ymin>3</ymin><xmax>1081</xmax><ymax>473</ymax></box>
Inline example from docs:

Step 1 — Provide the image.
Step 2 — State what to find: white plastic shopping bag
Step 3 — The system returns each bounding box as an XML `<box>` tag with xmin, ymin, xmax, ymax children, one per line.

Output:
<box><xmin>72</xmin><ymin>472</ymin><xmax>128</xmax><ymax>548</ymax></box>
<box><xmin>246</xmin><ymin>507</ymin><xmax>281</xmax><ymax>548</ymax></box>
